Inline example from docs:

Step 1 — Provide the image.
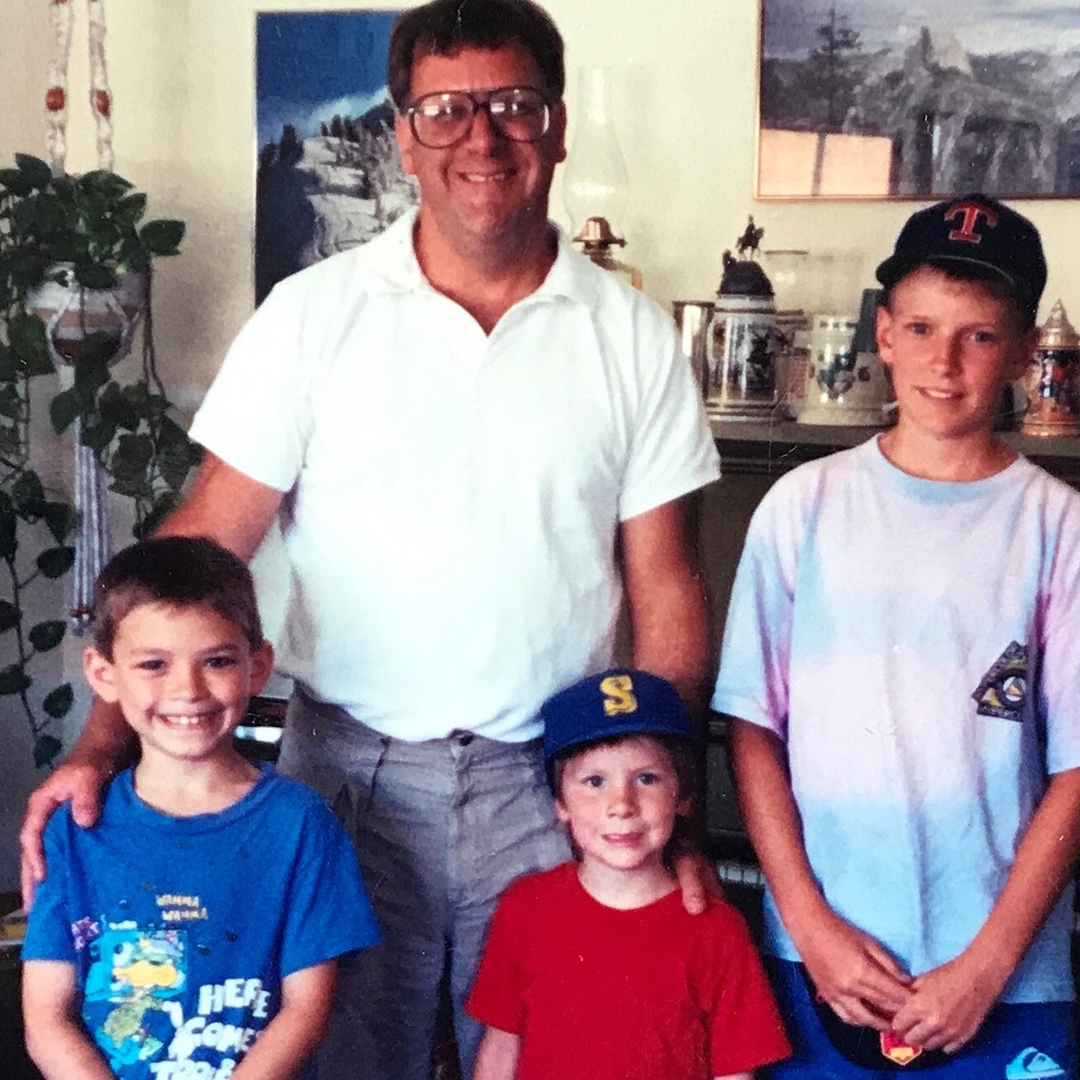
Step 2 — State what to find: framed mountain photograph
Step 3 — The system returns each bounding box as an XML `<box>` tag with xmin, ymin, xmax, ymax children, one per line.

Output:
<box><xmin>757</xmin><ymin>1</ymin><xmax>1080</xmax><ymax>199</ymax></box>
<box><xmin>255</xmin><ymin>10</ymin><xmax>418</xmax><ymax>303</ymax></box>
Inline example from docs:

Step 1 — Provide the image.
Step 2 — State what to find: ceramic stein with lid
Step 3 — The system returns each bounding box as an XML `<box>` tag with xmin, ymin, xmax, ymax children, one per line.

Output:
<box><xmin>706</xmin><ymin>250</ymin><xmax>782</xmax><ymax>418</ymax></box>
<box><xmin>1021</xmin><ymin>299</ymin><xmax>1080</xmax><ymax>437</ymax></box>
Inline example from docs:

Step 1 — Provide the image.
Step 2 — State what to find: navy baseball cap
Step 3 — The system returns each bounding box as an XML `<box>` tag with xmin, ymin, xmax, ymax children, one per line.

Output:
<box><xmin>541</xmin><ymin>668</ymin><xmax>695</xmax><ymax>763</ymax></box>
<box><xmin>875</xmin><ymin>194</ymin><xmax>1046</xmax><ymax>321</ymax></box>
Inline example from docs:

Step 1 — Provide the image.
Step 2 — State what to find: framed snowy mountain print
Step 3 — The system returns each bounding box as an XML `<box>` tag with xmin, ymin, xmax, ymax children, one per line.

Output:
<box><xmin>255</xmin><ymin>10</ymin><xmax>418</xmax><ymax>303</ymax></box>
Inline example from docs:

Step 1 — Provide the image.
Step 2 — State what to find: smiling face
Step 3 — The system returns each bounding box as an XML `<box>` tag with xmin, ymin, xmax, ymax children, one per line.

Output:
<box><xmin>395</xmin><ymin>43</ymin><xmax>566</xmax><ymax>262</ymax></box>
<box><xmin>84</xmin><ymin>601</ymin><xmax>273</xmax><ymax>768</ymax></box>
<box><xmin>876</xmin><ymin>266</ymin><xmax>1036</xmax><ymax>465</ymax></box>
<box><xmin>555</xmin><ymin>735</ymin><xmax>689</xmax><ymax>883</ymax></box>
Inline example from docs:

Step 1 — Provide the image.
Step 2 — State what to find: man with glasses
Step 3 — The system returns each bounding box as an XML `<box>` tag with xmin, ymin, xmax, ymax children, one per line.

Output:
<box><xmin>21</xmin><ymin>2</ymin><xmax>720</xmax><ymax>1078</ymax></box>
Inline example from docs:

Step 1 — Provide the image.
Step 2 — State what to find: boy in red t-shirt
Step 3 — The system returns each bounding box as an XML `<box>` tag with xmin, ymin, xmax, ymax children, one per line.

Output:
<box><xmin>467</xmin><ymin>668</ymin><xmax>790</xmax><ymax>1080</ymax></box>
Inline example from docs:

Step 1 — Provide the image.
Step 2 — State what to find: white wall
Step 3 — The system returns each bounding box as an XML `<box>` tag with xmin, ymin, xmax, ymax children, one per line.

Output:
<box><xmin>4</xmin><ymin>0</ymin><xmax>1080</xmax><ymax>887</ymax></box>
<box><xmin>7</xmin><ymin>0</ymin><xmax>1080</xmax><ymax>401</ymax></box>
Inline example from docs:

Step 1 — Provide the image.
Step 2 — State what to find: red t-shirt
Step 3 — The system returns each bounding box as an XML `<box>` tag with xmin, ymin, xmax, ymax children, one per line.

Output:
<box><xmin>466</xmin><ymin>862</ymin><xmax>791</xmax><ymax>1080</ymax></box>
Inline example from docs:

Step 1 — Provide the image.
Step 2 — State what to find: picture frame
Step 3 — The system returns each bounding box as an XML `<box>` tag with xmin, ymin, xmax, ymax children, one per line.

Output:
<box><xmin>757</xmin><ymin>1</ymin><xmax>1080</xmax><ymax>200</ymax></box>
<box><xmin>255</xmin><ymin>10</ymin><xmax>417</xmax><ymax>304</ymax></box>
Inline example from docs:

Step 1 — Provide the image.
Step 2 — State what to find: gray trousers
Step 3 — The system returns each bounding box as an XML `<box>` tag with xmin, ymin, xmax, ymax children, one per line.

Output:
<box><xmin>277</xmin><ymin>689</ymin><xmax>570</xmax><ymax>1080</ymax></box>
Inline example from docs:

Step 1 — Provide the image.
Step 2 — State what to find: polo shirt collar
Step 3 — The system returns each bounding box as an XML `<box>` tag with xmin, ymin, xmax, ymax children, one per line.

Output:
<box><xmin>364</xmin><ymin>207</ymin><xmax>599</xmax><ymax>308</ymax></box>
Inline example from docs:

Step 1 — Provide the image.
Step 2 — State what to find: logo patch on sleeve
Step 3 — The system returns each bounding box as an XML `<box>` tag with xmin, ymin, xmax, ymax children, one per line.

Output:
<box><xmin>971</xmin><ymin>641</ymin><xmax>1028</xmax><ymax>721</ymax></box>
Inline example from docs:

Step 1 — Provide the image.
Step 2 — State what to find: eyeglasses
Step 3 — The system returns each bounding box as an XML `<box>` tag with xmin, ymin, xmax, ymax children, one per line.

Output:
<box><xmin>405</xmin><ymin>86</ymin><xmax>552</xmax><ymax>149</ymax></box>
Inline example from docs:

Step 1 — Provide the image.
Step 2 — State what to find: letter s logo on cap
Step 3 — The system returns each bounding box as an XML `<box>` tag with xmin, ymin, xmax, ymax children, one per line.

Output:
<box><xmin>600</xmin><ymin>675</ymin><xmax>638</xmax><ymax>716</ymax></box>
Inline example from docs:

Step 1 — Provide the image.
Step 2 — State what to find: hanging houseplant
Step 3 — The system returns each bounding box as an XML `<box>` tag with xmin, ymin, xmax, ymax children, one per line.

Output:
<box><xmin>0</xmin><ymin>153</ymin><xmax>200</xmax><ymax>767</ymax></box>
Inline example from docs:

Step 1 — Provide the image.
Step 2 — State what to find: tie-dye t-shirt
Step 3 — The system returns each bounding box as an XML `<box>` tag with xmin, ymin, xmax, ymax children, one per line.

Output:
<box><xmin>713</xmin><ymin>436</ymin><xmax>1080</xmax><ymax>1003</ymax></box>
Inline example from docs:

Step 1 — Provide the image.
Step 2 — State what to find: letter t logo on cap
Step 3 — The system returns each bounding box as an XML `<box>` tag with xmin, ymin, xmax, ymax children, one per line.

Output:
<box><xmin>945</xmin><ymin>201</ymin><xmax>998</xmax><ymax>244</ymax></box>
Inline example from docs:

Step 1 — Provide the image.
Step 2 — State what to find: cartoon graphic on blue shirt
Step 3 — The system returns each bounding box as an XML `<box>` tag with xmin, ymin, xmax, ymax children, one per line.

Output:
<box><xmin>83</xmin><ymin>922</ymin><xmax>187</xmax><ymax>1069</ymax></box>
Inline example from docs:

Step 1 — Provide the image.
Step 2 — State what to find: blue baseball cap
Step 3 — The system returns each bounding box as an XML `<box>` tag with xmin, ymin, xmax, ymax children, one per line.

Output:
<box><xmin>875</xmin><ymin>194</ymin><xmax>1046</xmax><ymax>322</ymax></box>
<box><xmin>541</xmin><ymin>668</ymin><xmax>695</xmax><ymax>762</ymax></box>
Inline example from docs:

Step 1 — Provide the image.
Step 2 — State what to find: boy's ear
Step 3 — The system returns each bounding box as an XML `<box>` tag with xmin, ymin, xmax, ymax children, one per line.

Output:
<box><xmin>554</xmin><ymin>797</ymin><xmax>572</xmax><ymax>826</ymax></box>
<box><xmin>83</xmin><ymin>647</ymin><xmax>120</xmax><ymax>703</ymax></box>
<box><xmin>248</xmin><ymin>640</ymin><xmax>275</xmax><ymax>697</ymax></box>
<box><xmin>875</xmin><ymin>303</ymin><xmax>895</xmax><ymax>367</ymax></box>
<box><xmin>1007</xmin><ymin>326</ymin><xmax>1039</xmax><ymax>382</ymax></box>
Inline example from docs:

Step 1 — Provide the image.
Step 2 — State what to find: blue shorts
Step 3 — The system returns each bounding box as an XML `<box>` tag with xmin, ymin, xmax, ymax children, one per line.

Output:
<box><xmin>764</xmin><ymin>957</ymin><xmax>1076</xmax><ymax>1079</ymax></box>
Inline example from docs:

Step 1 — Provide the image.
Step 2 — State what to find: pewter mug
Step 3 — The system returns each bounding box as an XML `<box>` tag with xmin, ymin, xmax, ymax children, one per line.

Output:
<box><xmin>672</xmin><ymin>300</ymin><xmax>715</xmax><ymax>401</ymax></box>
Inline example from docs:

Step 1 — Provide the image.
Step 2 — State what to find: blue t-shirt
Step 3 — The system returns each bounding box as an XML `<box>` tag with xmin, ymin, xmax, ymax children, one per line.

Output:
<box><xmin>23</xmin><ymin>764</ymin><xmax>380</xmax><ymax>1078</ymax></box>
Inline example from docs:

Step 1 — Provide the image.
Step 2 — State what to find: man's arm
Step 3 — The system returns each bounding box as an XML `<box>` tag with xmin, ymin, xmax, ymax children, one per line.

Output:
<box><xmin>231</xmin><ymin>960</ymin><xmax>337</xmax><ymax>1080</ymax></box>
<box><xmin>729</xmin><ymin>719</ymin><xmax>914</xmax><ymax>1027</ymax></box>
<box><xmin>20</xmin><ymin>453</ymin><xmax>284</xmax><ymax>905</ymax></box>
<box><xmin>891</xmin><ymin>765</ymin><xmax>1080</xmax><ymax>1053</ymax></box>
<box><xmin>22</xmin><ymin>960</ymin><xmax>115</xmax><ymax>1080</ymax></box>
<box><xmin>621</xmin><ymin>490</ymin><xmax>717</xmax><ymax>912</ymax></box>
<box><xmin>155</xmin><ymin>452</ymin><xmax>284</xmax><ymax>559</ymax></box>
<box><xmin>472</xmin><ymin>1026</ymin><xmax>521</xmax><ymax>1080</ymax></box>
<box><xmin>620</xmin><ymin>491</ymin><xmax>714</xmax><ymax>716</ymax></box>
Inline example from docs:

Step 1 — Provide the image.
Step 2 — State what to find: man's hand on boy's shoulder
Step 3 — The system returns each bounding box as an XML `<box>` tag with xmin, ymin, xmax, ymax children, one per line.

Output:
<box><xmin>20</xmin><ymin>751</ymin><xmax>113</xmax><ymax>907</ymax></box>
<box><xmin>800</xmin><ymin>910</ymin><xmax>914</xmax><ymax>1030</ymax></box>
<box><xmin>674</xmin><ymin>849</ymin><xmax>724</xmax><ymax>914</ymax></box>
<box><xmin>889</xmin><ymin>950</ymin><xmax>1005</xmax><ymax>1054</ymax></box>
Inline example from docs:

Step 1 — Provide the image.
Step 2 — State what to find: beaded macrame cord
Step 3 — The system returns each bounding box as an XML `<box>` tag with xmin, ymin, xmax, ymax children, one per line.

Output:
<box><xmin>43</xmin><ymin>0</ymin><xmax>118</xmax><ymax>629</ymax></box>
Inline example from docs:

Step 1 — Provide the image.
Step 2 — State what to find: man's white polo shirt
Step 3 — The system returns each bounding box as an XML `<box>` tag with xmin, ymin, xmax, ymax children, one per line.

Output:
<box><xmin>190</xmin><ymin>210</ymin><xmax>719</xmax><ymax>742</ymax></box>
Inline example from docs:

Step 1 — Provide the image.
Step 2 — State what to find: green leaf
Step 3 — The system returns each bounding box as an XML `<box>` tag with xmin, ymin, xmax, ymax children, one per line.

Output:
<box><xmin>31</xmin><ymin>192</ymin><xmax>64</xmax><ymax>236</ymax></box>
<box><xmin>99</xmin><ymin>381</ymin><xmax>139</xmax><ymax>431</ymax></box>
<box><xmin>114</xmin><ymin>192</ymin><xmax>147</xmax><ymax>226</ymax></box>
<box><xmin>79</xmin><ymin>169</ymin><xmax>133</xmax><ymax>200</ymax></box>
<box><xmin>50</xmin><ymin>388</ymin><xmax>81</xmax><ymax>434</ymax></box>
<box><xmin>0</xmin><ymin>385</ymin><xmax>21</xmax><ymax>420</ymax></box>
<box><xmin>0</xmin><ymin>494</ymin><xmax>15</xmax><ymax>560</ymax></box>
<box><xmin>0</xmin><ymin>600</ymin><xmax>19</xmax><ymax>633</ymax></box>
<box><xmin>43</xmin><ymin>501</ymin><xmax>78</xmax><ymax>544</ymax></box>
<box><xmin>14</xmin><ymin>154</ymin><xmax>53</xmax><ymax>189</ymax></box>
<box><xmin>73</xmin><ymin>353</ymin><xmax>111</xmax><ymax>401</ymax></box>
<box><xmin>140</xmin><ymin>219</ymin><xmax>186</xmax><ymax>255</ymax></box>
<box><xmin>8</xmin><ymin>314</ymin><xmax>53</xmax><ymax>376</ymax></box>
<box><xmin>29</xmin><ymin>620</ymin><xmax>65</xmax><ymax>652</ymax></box>
<box><xmin>158</xmin><ymin>419</ymin><xmax>201</xmax><ymax>491</ymax></box>
<box><xmin>0</xmin><ymin>424</ymin><xmax>20</xmax><ymax>458</ymax></box>
<box><xmin>37</xmin><ymin>546</ymin><xmax>75</xmax><ymax>579</ymax></box>
<box><xmin>0</xmin><ymin>664</ymin><xmax>31</xmax><ymax>696</ymax></box>
<box><xmin>12</xmin><ymin>468</ymin><xmax>46</xmax><ymax>519</ymax></box>
<box><xmin>43</xmin><ymin>683</ymin><xmax>74</xmax><ymax>719</ymax></box>
<box><xmin>115</xmin><ymin>431</ymin><xmax>153</xmax><ymax>470</ymax></box>
<box><xmin>81</xmin><ymin>418</ymin><xmax>116</xmax><ymax>456</ymax></box>
<box><xmin>34</xmin><ymin>734</ymin><xmax>64</xmax><ymax>768</ymax></box>
<box><xmin>0</xmin><ymin>344</ymin><xmax>16</xmax><ymax>382</ymax></box>
<box><xmin>0</xmin><ymin>167</ymin><xmax>34</xmax><ymax>197</ymax></box>
<box><xmin>138</xmin><ymin>492</ymin><xmax>181</xmax><ymax>539</ymax></box>
<box><xmin>73</xmin><ymin>262</ymin><xmax>119</xmax><ymax>290</ymax></box>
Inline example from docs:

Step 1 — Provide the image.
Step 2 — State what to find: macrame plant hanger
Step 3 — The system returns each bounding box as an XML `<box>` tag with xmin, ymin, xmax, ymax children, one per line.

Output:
<box><xmin>44</xmin><ymin>0</ymin><xmax>116</xmax><ymax>632</ymax></box>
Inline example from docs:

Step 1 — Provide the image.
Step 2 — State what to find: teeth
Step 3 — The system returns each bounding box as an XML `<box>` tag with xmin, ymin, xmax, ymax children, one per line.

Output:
<box><xmin>462</xmin><ymin>171</ymin><xmax>511</xmax><ymax>183</ymax></box>
<box><xmin>160</xmin><ymin>715</ymin><xmax>209</xmax><ymax>726</ymax></box>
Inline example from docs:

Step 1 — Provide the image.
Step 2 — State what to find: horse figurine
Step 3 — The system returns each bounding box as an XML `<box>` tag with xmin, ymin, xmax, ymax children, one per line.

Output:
<box><xmin>735</xmin><ymin>216</ymin><xmax>764</xmax><ymax>259</ymax></box>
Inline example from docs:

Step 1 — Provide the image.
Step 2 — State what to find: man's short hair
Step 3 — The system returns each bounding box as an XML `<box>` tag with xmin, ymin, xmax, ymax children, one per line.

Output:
<box><xmin>91</xmin><ymin>537</ymin><xmax>264</xmax><ymax>660</ymax></box>
<box><xmin>387</xmin><ymin>0</ymin><xmax>565</xmax><ymax>111</ymax></box>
